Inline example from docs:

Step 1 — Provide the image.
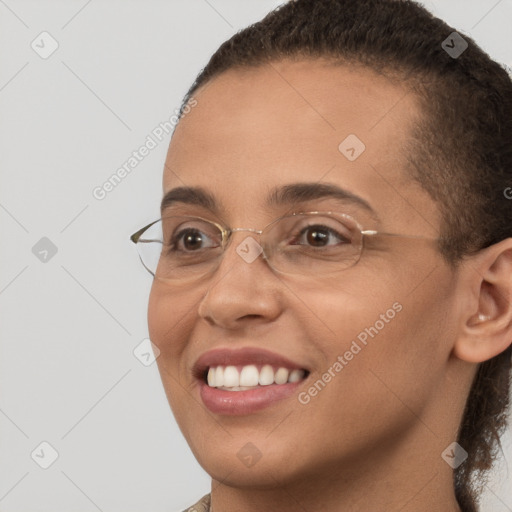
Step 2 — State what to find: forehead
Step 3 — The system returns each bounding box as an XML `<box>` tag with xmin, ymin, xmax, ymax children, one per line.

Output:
<box><xmin>163</xmin><ymin>59</ymin><xmax>440</xmax><ymax>235</ymax></box>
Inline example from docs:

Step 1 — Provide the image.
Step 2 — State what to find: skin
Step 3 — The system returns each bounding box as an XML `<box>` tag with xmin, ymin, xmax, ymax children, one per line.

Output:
<box><xmin>147</xmin><ymin>58</ymin><xmax>512</xmax><ymax>512</ymax></box>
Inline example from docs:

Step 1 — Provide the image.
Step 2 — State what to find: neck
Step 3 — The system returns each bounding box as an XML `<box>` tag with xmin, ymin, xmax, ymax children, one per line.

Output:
<box><xmin>209</xmin><ymin>422</ymin><xmax>464</xmax><ymax>512</ymax></box>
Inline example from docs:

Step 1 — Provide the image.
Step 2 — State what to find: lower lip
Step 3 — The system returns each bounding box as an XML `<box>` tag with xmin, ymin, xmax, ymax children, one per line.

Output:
<box><xmin>199</xmin><ymin>377</ymin><xmax>306</xmax><ymax>415</ymax></box>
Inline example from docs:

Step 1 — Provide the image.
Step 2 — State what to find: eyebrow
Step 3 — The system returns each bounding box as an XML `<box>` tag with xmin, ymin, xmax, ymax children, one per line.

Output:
<box><xmin>160</xmin><ymin>182</ymin><xmax>378</xmax><ymax>220</ymax></box>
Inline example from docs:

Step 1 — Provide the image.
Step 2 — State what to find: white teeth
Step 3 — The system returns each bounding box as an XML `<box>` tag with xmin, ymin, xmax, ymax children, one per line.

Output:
<box><xmin>274</xmin><ymin>367</ymin><xmax>289</xmax><ymax>385</ymax></box>
<box><xmin>214</xmin><ymin>366</ymin><xmax>224</xmax><ymax>386</ymax></box>
<box><xmin>205</xmin><ymin>364</ymin><xmax>307</xmax><ymax>388</ymax></box>
<box><xmin>223</xmin><ymin>366</ymin><xmax>239</xmax><ymax>387</ymax></box>
<box><xmin>258</xmin><ymin>364</ymin><xmax>274</xmax><ymax>386</ymax></box>
<box><xmin>288</xmin><ymin>369</ymin><xmax>303</xmax><ymax>383</ymax></box>
<box><xmin>217</xmin><ymin>386</ymin><xmax>256</xmax><ymax>391</ymax></box>
<box><xmin>207</xmin><ymin>367</ymin><xmax>215</xmax><ymax>387</ymax></box>
<box><xmin>239</xmin><ymin>365</ymin><xmax>259</xmax><ymax>387</ymax></box>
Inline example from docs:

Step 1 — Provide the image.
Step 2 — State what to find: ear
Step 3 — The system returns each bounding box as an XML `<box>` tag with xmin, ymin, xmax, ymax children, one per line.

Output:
<box><xmin>453</xmin><ymin>238</ymin><xmax>512</xmax><ymax>363</ymax></box>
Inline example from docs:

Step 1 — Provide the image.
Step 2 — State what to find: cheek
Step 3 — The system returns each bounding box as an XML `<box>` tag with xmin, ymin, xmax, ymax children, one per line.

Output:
<box><xmin>282</xmin><ymin>271</ymin><xmax>400</xmax><ymax>344</ymax></box>
<box><xmin>280</xmin><ymin>282</ymin><xmax>451</xmax><ymax>460</ymax></box>
<box><xmin>289</xmin><ymin>265</ymin><xmax>454</xmax><ymax>408</ymax></box>
<box><xmin>147</xmin><ymin>284</ymin><xmax>198</xmax><ymax>420</ymax></box>
<box><xmin>147</xmin><ymin>282</ymin><xmax>203</xmax><ymax>370</ymax></box>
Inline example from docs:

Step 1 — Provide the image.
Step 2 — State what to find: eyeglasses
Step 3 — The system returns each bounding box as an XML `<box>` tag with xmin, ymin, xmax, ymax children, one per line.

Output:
<box><xmin>130</xmin><ymin>211</ymin><xmax>439</xmax><ymax>284</ymax></box>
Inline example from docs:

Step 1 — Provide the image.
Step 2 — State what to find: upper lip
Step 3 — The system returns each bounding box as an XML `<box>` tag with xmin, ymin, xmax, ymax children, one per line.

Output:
<box><xmin>192</xmin><ymin>347</ymin><xmax>309</xmax><ymax>380</ymax></box>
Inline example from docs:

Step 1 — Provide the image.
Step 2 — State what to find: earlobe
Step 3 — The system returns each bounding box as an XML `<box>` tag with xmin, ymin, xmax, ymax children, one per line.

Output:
<box><xmin>453</xmin><ymin>239</ymin><xmax>512</xmax><ymax>364</ymax></box>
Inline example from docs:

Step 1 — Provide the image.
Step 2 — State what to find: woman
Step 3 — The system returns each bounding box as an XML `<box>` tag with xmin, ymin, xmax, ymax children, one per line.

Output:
<box><xmin>130</xmin><ymin>0</ymin><xmax>512</xmax><ymax>510</ymax></box>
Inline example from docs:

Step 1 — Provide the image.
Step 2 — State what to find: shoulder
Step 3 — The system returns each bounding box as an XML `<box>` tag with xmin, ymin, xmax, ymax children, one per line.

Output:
<box><xmin>181</xmin><ymin>493</ymin><xmax>211</xmax><ymax>512</ymax></box>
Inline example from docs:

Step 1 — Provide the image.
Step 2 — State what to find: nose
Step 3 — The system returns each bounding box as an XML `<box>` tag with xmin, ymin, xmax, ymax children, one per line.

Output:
<box><xmin>197</xmin><ymin>231</ymin><xmax>283</xmax><ymax>329</ymax></box>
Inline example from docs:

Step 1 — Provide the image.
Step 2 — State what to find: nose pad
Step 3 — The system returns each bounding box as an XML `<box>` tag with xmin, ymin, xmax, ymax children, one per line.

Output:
<box><xmin>233</xmin><ymin>234</ymin><xmax>266</xmax><ymax>265</ymax></box>
<box><xmin>213</xmin><ymin>229</ymin><xmax>270</xmax><ymax>277</ymax></box>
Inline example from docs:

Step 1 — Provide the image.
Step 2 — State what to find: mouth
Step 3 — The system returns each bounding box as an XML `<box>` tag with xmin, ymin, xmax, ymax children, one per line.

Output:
<box><xmin>201</xmin><ymin>364</ymin><xmax>310</xmax><ymax>390</ymax></box>
<box><xmin>193</xmin><ymin>347</ymin><xmax>311</xmax><ymax>415</ymax></box>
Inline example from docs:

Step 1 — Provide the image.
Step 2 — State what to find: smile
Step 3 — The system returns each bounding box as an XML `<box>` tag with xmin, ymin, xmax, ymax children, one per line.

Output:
<box><xmin>193</xmin><ymin>347</ymin><xmax>311</xmax><ymax>415</ymax></box>
<box><xmin>206</xmin><ymin>364</ymin><xmax>308</xmax><ymax>390</ymax></box>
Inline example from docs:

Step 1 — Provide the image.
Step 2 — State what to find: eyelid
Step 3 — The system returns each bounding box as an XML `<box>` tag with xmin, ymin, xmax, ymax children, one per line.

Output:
<box><xmin>163</xmin><ymin>208</ymin><xmax>229</xmax><ymax>228</ymax></box>
<box><xmin>163</xmin><ymin>206</ymin><xmax>373</xmax><ymax>232</ymax></box>
<box><xmin>284</xmin><ymin>202</ymin><xmax>377</xmax><ymax>229</ymax></box>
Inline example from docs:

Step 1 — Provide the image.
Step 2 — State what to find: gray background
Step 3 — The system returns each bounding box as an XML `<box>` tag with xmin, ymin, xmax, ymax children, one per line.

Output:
<box><xmin>0</xmin><ymin>1</ymin><xmax>511</xmax><ymax>510</ymax></box>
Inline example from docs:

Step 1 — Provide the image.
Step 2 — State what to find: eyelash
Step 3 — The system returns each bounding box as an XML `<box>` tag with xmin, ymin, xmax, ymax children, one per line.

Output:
<box><xmin>170</xmin><ymin>224</ymin><xmax>351</xmax><ymax>252</ymax></box>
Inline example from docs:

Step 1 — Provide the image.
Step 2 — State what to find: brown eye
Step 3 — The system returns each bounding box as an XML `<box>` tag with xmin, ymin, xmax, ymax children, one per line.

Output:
<box><xmin>162</xmin><ymin>219</ymin><xmax>222</xmax><ymax>254</ymax></box>
<box><xmin>175</xmin><ymin>229</ymin><xmax>209</xmax><ymax>251</ymax></box>
<box><xmin>292</xmin><ymin>224</ymin><xmax>351</xmax><ymax>247</ymax></box>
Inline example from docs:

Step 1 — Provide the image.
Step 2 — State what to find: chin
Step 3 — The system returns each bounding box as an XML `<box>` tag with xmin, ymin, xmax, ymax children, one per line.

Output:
<box><xmin>201</xmin><ymin>454</ymin><xmax>300</xmax><ymax>489</ymax></box>
<box><xmin>187</xmin><ymin>432</ymin><xmax>313</xmax><ymax>488</ymax></box>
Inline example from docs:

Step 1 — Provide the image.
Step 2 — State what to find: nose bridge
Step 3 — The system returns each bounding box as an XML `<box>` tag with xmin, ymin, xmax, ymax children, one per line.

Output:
<box><xmin>223</xmin><ymin>223</ymin><xmax>275</xmax><ymax>271</ymax></box>
<box><xmin>223</xmin><ymin>227</ymin><xmax>265</xmax><ymax>265</ymax></box>
<box><xmin>197</xmin><ymin>225</ymin><xmax>282</xmax><ymax>328</ymax></box>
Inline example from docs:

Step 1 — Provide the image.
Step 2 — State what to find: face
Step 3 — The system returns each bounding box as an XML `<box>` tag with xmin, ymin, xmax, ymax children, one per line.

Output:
<box><xmin>148</xmin><ymin>59</ymin><xmax>462</xmax><ymax>487</ymax></box>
